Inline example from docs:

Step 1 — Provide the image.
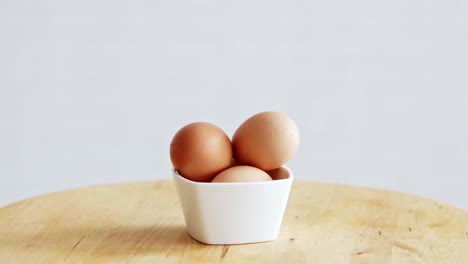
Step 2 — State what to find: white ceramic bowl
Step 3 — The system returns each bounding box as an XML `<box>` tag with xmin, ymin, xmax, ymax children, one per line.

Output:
<box><xmin>172</xmin><ymin>166</ymin><xmax>293</xmax><ymax>245</ymax></box>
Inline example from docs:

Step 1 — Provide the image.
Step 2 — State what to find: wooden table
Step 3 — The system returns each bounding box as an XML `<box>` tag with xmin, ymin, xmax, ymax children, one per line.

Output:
<box><xmin>1</xmin><ymin>181</ymin><xmax>467</xmax><ymax>263</ymax></box>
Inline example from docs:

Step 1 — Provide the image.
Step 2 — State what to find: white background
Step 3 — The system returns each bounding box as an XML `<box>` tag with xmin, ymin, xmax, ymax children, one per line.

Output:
<box><xmin>1</xmin><ymin>0</ymin><xmax>467</xmax><ymax>208</ymax></box>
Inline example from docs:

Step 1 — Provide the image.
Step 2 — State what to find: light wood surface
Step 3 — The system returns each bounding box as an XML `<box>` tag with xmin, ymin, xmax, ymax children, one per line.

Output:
<box><xmin>1</xmin><ymin>181</ymin><xmax>468</xmax><ymax>263</ymax></box>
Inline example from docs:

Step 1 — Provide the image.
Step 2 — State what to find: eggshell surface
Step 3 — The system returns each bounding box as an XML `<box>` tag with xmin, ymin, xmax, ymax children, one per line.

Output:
<box><xmin>211</xmin><ymin>166</ymin><xmax>273</xmax><ymax>183</ymax></box>
<box><xmin>266</xmin><ymin>166</ymin><xmax>290</xmax><ymax>180</ymax></box>
<box><xmin>232</xmin><ymin>112</ymin><xmax>300</xmax><ymax>171</ymax></box>
<box><xmin>170</xmin><ymin>122</ymin><xmax>232</xmax><ymax>182</ymax></box>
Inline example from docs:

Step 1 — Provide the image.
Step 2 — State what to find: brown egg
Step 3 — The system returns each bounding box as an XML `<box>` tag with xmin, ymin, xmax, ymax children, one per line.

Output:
<box><xmin>211</xmin><ymin>166</ymin><xmax>272</xmax><ymax>183</ymax></box>
<box><xmin>232</xmin><ymin>112</ymin><xmax>300</xmax><ymax>171</ymax></box>
<box><xmin>266</xmin><ymin>166</ymin><xmax>290</xmax><ymax>180</ymax></box>
<box><xmin>170</xmin><ymin>122</ymin><xmax>232</xmax><ymax>182</ymax></box>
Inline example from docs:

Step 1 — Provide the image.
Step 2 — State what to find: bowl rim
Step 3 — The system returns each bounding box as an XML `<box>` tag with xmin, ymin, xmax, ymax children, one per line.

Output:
<box><xmin>172</xmin><ymin>166</ymin><xmax>293</xmax><ymax>186</ymax></box>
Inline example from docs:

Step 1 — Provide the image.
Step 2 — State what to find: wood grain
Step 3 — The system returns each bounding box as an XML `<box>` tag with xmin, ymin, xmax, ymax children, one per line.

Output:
<box><xmin>1</xmin><ymin>181</ymin><xmax>468</xmax><ymax>263</ymax></box>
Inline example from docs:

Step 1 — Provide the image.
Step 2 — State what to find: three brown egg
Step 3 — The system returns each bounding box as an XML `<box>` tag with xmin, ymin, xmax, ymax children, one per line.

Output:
<box><xmin>170</xmin><ymin>111</ymin><xmax>300</xmax><ymax>183</ymax></box>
